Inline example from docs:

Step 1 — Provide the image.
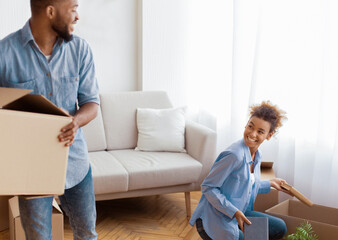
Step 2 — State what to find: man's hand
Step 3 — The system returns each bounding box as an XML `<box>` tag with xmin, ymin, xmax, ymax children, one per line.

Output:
<box><xmin>234</xmin><ymin>210</ymin><xmax>251</xmax><ymax>233</ymax></box>
<box><xmin>58</xmin><ymin>102</ymin><xmax>99</xmax><ymax>147</ymax></box>
<box><xmin>58</xmin><ymin>117</ymin><xmax>80</xmax><ymax>147</ymax></box>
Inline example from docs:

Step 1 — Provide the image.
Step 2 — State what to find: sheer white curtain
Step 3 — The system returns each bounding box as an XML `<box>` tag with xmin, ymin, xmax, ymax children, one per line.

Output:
<box><xmin>187</xmin><ymin>0</ymin><xmax>338</xmax><ymax>208</ymax></box>
<box><xmin>185</xmin><ymin>0</ymin><xmax>233</xmax><ymax>150</ymax></box>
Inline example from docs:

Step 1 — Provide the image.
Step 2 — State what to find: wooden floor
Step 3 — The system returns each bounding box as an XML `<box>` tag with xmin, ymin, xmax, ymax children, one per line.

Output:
<box><xmin>0</xmin><ymin>192</ymin><xmax>203</xmax><ymax>240</ymax></box>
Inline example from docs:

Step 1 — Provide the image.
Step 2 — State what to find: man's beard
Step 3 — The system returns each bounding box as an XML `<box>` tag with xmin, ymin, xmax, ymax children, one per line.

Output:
<box><xmin>52</xmin><ymin>23</ymin><xmax>73</xmax><ymax>42</ymax></box>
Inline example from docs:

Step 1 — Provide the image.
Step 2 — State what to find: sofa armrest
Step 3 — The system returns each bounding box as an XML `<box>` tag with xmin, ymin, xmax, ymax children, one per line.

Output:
<box><xmin>185</xmin><ymin>120</ymin><xmax>216</xmax><ymax>185</ymax></box>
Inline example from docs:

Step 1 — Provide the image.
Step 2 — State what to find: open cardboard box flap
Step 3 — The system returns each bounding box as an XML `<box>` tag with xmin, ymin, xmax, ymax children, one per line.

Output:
<box><xmin>281</xmin><ymin>183</ymin><xmax>313</xmax><ymax>207</ymax></box>
<box><xmin>0</xmin><ymin>87</ymin><xmax>69</xmax><ymax>117</ymax></box>
<box><xmin>0</xmin><ymin>88</ymin><xmax>32</xmax><ymax>107</ymax></box>
<box><xmin>0</xmin><ymin>87</ymin><xmax>72</xmax><ymax>196</ymax></box>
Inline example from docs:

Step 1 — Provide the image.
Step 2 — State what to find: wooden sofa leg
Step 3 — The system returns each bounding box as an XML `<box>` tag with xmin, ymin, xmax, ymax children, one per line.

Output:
<box><xmin>185</xmin><ymin>192</ymin><xmax>191</xmax><ymax>218</ymax></box>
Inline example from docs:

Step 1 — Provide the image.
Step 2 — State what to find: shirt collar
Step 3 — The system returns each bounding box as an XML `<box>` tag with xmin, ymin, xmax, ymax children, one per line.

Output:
<box><xmin>20</xmin><ymin>20</ymin><xmax>35</xmax><ymax>47</ymax></box>
<box><xmin>255</xmin><ymin>149</ymin><xmax>262</xmax><ymax>162</ymax></box>
<box><xmin>20</xmin><ymin>20</ymin><xmax>65</xmax><ymax>47</ymax></box>
<box><xmin>241</xmin><ymin>138</ymin><xmax>262</xmax><ymax>164</ymax></box>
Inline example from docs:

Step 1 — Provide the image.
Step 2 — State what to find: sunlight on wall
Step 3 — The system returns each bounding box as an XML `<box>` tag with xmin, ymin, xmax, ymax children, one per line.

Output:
<box><xmin>186</xmin><ymin>0</ymin><xmax>231</xmax><ymax>117</ymax></box>
<box><xmin>141</xmin><ymin>0</ymin><xmax>233</xmax><ymax>143</ymax></box>
<box><xmin>0</xmin><ymin>0</ymin><xmax>30</xmax><ymax>39</ymax></box>
<box><xmin>184</xmin><ymin>0</ymin><xmax>233</xmax><ymax>149</ymax></box>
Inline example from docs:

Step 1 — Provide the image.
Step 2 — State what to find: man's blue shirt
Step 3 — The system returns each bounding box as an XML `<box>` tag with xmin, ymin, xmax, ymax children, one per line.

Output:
<box><xmin>189</xmin><ymin>139</ymin><xmax>271</xmax><ymax>240</ymax></box>
<box><xmin>0</xmin><ymin>20</ymin><xmax>100</xmax><ymax>189</ymax></box>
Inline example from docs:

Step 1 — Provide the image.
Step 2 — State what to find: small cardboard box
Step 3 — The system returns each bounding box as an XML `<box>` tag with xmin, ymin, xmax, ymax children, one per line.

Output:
<box><xmin>260</xmin><ymin>162</ymin><xmax>275</xmax><ymax>180</ymax></box>
<box><xmin>0</xmin><ymin>87</ymin><xmax>72</xmax><ymax>195</ymax></box>
<box><xmin>0</xmin><ymin>196</ymin><xmax>12</xmax><ymax>231</ymax></box>
<box><xmin>9</xmin><ymin>196</ymin><xmax>64</xmax><ymax>240</ymax></box>
<box><xmin>266</xmin><ymin>199</ymin><xmax>338</xmax><ymax>240</ymax></box>
<box><xmin>254</xmin><ymin>188</ymin><xmax>279</xmax><ymax>212</ymax></box>
<box><xmin>254</xmin><ymin>162</ymin><xmax>279</xmax><ymax>212</ymax></box>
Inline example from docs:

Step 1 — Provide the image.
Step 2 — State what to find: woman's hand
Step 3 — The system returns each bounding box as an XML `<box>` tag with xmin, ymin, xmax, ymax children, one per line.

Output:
<box><xmin>270</xmin><ymin>178</ymin><xmax>286</xmax><ymax>191</ymax></box>
<box><xmin>270</xmin><ymin>178</ymin><xmax>293</xmax><ymax>196</ymax></box>
<box><xmin>234</xmin><ymin>210</ymin><xmax>251</xmax><ymax>233</ymax></box>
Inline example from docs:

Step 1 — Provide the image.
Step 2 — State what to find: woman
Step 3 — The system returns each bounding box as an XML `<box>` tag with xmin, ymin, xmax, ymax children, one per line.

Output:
<box><xmin>190</xmin><ymin>101</ymin><xmax>290</xmax><ymax>240</ymax></box>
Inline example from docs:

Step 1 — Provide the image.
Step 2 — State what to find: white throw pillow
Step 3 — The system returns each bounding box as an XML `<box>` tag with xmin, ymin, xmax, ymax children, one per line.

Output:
<box><xmin>135</xmin><ymin>107</ymin><xmax>186</xmax><ymax>152</ymax></box>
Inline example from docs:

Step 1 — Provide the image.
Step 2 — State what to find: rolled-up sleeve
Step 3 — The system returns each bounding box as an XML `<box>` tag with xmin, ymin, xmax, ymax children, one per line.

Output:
<box><xmin>258</xmin><ymin>179</ymin><xmax>271</xmax><ymax>194</ymax></box>
<box><xmin>77</xmin><ymin>41</ymin><xmax>100</xmax><ymax>106</ymax></box>
<box><xmin>201</xmin><ymin>152</ymin><xmax>241</xmax><ymax>219</ymax></box>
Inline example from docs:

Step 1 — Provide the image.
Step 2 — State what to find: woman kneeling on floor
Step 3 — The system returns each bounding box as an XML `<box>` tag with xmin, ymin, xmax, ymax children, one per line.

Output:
<box><xmin>190</xmin><ymin>101</ymin><xmax>292</xmax><ymax>240</ymax></box>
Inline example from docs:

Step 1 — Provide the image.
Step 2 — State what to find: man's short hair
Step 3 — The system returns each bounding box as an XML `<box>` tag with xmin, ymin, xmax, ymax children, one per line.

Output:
<box><xmin>30</xmin><ymin>0</ymin><xmax>61</xmax><ymax>14</ymax></box>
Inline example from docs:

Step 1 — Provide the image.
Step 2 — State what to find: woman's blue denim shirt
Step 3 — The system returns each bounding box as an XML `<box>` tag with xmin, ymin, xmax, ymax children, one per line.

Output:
<box><xmin>189</xmin><ymin>139</ymin><xmax>271</xmax><ymax>240</ymax></box>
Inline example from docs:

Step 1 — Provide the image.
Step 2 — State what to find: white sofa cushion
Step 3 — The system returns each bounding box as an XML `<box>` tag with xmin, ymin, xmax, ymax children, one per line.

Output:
<box><xmin>89</xmin><ymin>151</ymin><xmax>128</xmax><ymax>195</ymax></box>
<box><xmin>82</xmin><ymin>107</ymin><xmax>107</xmax><ymax>152</ymax></box>
<box><xmin>100</xmin><ymin>91</ymin><xmax>172</xmax><ymax>150</ymax></box>
<box><xmin>136</xmin><ymin>107</ymin><xmax>186</xmax><ymax>152</ymax></box>
<box><xmin>108</xmin><ymin>149</ymin><xmax>203</xmax><ymax>191</ymax></box>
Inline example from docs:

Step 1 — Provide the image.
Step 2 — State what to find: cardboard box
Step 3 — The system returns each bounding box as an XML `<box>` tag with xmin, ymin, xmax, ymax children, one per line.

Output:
<box><xmin>254</xmin><ymin>188</ymin><xmax>279</xmax><ymax>212</ymax></box>
<box><xmin>266</xmin><ymin>199</ymin><xmax>338</xmax><ymax>240</ymax></box>
<box><xmin>0</xmin><ymin>196</ymin><xmax>12</xmax><ymax>231</ymax></box>
<box><xmin>260</xmin><ymin>162</ymin><xmax>275</xmax><ymax>180</ymax></box>
<box><xmin>254</xmin><ymin>162</ymin><xmax>279</xmax><ymax>212</ymax></box>
<box><xmin>9</xmin><ymin>196</ymin><xmax>64</xmax><ymax>240</ymax></box>
<box><xmin>0</xmin><ymin>87</ymin><xmax>72</xmax><ymax>195</ymax></box>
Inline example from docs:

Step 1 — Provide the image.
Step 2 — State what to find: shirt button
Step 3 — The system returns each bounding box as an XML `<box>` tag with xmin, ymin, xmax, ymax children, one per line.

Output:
<box><xmin>46</xmin><ymin>73</ymin><xmax>50</xmax><ymax>77</ymax></box>
<box><xmin>48</xmin><ymin>92</ymin><xmax>52</xmax><ymax>96</ymax></box>
<box><xmin>75</xmin><ymin>78</ymin><xmax>79</xmax><ymax>81</ymax></box>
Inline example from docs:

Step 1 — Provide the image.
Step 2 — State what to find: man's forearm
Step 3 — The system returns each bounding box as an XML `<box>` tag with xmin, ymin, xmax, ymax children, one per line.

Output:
<box><xmin>73</xmin><ymin>102</ymin><xmax>99</xmax><ymax>128</ymax></box>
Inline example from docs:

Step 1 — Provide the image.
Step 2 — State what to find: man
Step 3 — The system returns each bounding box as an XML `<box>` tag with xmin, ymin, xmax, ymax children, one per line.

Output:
<box><xmin>0</xmin><ymin>0</ymin><xmax>99</xmax><ymax>239</ymax></box>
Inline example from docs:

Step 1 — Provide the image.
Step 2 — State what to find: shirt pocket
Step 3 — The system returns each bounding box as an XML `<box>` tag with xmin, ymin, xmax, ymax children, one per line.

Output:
<box><xmin>4</xmin><ymin>79</ymin><xmax>37</xmax><ymax>93</ymax></box>
<box><xmin>225</xmin><ymin>173</ymin><xmax>249</xmax><ymax>198</ymax></box>
<box><xmin>61</xmin><ymin>76</ymin><xmax>79</xmax><ymax>109</ymax></box>
<box><xmin>226</xmin><ymin>178</ymin><xmax>243</xmax><ymax>198</ymax></box>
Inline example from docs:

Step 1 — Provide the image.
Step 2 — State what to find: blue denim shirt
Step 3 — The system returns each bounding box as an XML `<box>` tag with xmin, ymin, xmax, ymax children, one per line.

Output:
<box><xmin>189</xmin><ymin>139</ymin><xmax>271</xmax><ymax>240</ymax></box>
<box><xmin>0</xmin><ymin>21</ymin><xmax>100</xmax><ymax>189</ymax></box>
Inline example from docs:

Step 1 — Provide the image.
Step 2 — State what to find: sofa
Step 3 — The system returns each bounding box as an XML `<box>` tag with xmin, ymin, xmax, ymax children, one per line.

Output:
<box><xmin>82</xmin><ymin>91</ymin><xmax>216</xmax><ymax>216</ymax></box>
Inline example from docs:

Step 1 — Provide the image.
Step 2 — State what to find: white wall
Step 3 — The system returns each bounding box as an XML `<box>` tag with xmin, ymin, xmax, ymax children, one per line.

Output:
<box><xmin>140</xmin><ymin>0</ymin><xmax>233</xmax><ymax>152</ymax></box>
<box><xmin>76</xmin><ymin>0</ymin><xmax>139</xmax><ymax>92</ymax></box>
<box><xmin>0</xmin><ymin>0</ymin><xmax>31</xmax><ymax>38</ymax></box>
<box><xmin>140</xmin><ymin>0</ymin><xmax>190</xmax><ymax>107</ymax></box>
<box><xmin>0</xmin><ymin>0</ymin><xmax>139</xmax><ymax>92</ymax></box>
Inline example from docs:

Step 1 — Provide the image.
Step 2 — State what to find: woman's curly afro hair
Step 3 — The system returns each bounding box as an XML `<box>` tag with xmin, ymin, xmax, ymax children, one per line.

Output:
<box><xmin>249</xmin><ymin>101</ymin><xmax>287</xmax><ymax>134</ymax></box>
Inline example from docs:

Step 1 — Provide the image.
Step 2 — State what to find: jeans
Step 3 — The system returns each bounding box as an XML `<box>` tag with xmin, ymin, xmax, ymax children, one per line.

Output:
<box><xmin>196</xmin><ymin>210</ymin><xmax>286</xmax><ymax>240</ymax></box>
<box><xmin>19</xmin><ymin>167</ymin><xmax>97</xmax><ymax>240</ymax></box>
<box><xmin>238</xmin><ymin>211</ymin><xmax>287</xmax><ymax>240</ymax></box>
<box><xmin>196</xmin><ymin>218</ymin><xmax>212</xmax><ymax>240</ymax></box>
